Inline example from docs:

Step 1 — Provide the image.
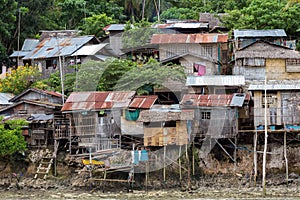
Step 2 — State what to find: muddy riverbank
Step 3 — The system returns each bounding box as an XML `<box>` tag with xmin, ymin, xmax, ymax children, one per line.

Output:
<box><xmin>0</xmin><ymin>172</ymin><xmax>299</xmax><ymax>199</ymax></box>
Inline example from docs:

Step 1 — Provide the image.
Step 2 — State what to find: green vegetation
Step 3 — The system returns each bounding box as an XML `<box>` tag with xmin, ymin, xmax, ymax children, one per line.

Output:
<box><xmin>0</xmin><ymin>66</ymin><xmax>41</xmax><ymax>95</ymax></box>
<box><xmin>0</xmin><ymin>117</ymin><xmax>28</xmax><ymax>157</ymax></box>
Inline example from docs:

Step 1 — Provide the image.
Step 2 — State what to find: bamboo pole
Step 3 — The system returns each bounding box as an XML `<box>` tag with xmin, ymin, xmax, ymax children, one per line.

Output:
<box><xmin>284</xmin><ymin>131</ymin><xmax>289</xmax><ymax>185</ymax></box>
<box><xmin>254</xmin><ymin>131</ymin><xmax>258</xmax><ymax>186</ymax></box>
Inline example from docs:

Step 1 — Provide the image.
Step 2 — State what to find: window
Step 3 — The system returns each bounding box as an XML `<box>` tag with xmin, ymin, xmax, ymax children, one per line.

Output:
<box><xmin>262</xmin><ymin>94</ymin><xmax>277</xmax><ymax>108</ymax></box>
<box><xmin>203</xmin><ymin>45</ymin><xmax>213</xmax><ymax>58</ymax></box>
<box><xmin>201</xmin><ymin>111</ymin><xmax>211</xmax><ymax>120</ymax></box>
<box><xmin>243</xmin><ymin>58</ymin><xmax>265</xmax><ymax>66</ymax></box>
<box><xmin>286</xmin><ymin>59</ymin><xmax>300</xmax><ymax>72</ymax></box>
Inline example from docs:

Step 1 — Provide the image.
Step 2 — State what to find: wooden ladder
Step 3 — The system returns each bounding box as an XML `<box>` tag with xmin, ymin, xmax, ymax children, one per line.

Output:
<box><xmin>34</xmin><ymin>157</ymin><xmax>53</xmax><ymax>179</ymax></box>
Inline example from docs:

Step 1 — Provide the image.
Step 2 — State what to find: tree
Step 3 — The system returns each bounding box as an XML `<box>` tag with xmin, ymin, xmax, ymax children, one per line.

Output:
<box><xmin>0</xmin><ymin>118</ymin><xmax>28</xmax><ymax>157</ymax></box>
<box><xmin>0</xmin><ymin>66</ymin><xmax>42</xmax><ymax>95</ymax></box>
<box><xmin>122</xmin><ymin>20</ymin><xmax>160</xmax><ymax>49</ymax></box>
<box><xmin>223</xmin><ymin>0</ymin><xmax>300</xmax><ymax>36</ymax></box>
<box><xmin>79</xmin><ymin>14</ymin><xmax>115</xmax><ymax>38</ymax></box>
<box><xmin>0</xmin><ymin>0</ymin><xmax>18</xmax><ymax>65</ymax></box>
<box><xmin>115</xmin><ymin>58</ymin><xmax>186</xmax><ymax>95</ymax></box>
<box><xmin>159</xmin><ymin>7</ymin><xmax>198</xmax><ymax>21</ymax></box>
<box><xmin>75</xmin><ymin>59</ymin><xmax>136</xmax><ymax>92</ymax></box>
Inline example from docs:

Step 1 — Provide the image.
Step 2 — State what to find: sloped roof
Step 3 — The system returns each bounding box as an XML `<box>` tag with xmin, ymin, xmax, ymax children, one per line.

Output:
<box><xmin>234</xmin><ymin>29</ymin><xmax>286</xmax><ymax>39</ymax></box>
<box><xmin>9</xmin><ymin>39</ymin><xmax>39</xmax><ymax>57</ymax></box>
<box><xmin>103</xmin><ymin>24</ymin><xmax>126</xmax><ymax>31</ymax></box>
<box><xmin>235</xmin><ymin>40</ymin><xmax>300</xmax><ymax>59</ymax></box>
<box><xmin>0</xmin><ymin>93</ymin><xmax>14</xmax><ymax>105</ymax></box>
<box><xmin>0</xmin><ymin>99</ymin><xmax>62</xmax><ymax>114</ymax></box>
<box><xmin>23</xmin><ymin>36</ymin><xmax>97</xmax><ymax>60</ymax></box>
<box><xmin>61</xmin><ymin>91</ymin><xmax>136</xmax><ymax>112</ymax></box>
<box><xmin>129</xmin><ymin>95</ymin><xmax>158</xmax><ymax>109</ymax></box>
<box><xmin>9</xmin><ymin>88</ymin><xmax>62</xmax><ymax>103</ymax></box>
<box><xmin>181</xmin><ymin>93</ymin><xmax>250</xmax><ymax>107</ymax></box>
<box><xmin>27</xmin><ymin>114</ymin><xmax>54</xmax><ymax>122</ymax></box>
<box><xmin>71</xmin><ymin>43</ymin><xmax>109</xmax><ymax>56</ymax></box>
<box><xmin>186</xmin><ymin>75</ymin><xmax>245</xmax><ymax>86</ymax></box>
<box><xmin>151</xmin><ymin>33</ymin><xmax>228</xmax><ymax>44</ymax></box>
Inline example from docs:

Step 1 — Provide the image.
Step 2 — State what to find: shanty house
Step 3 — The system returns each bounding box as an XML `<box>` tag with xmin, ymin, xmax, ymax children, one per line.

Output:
<box><xmin>233</xmin><ymin>29</ymin><xmax>295</xmax><ymax>50</ymax></box>
<box><xmin>21</xmin><ymin>30</ymin><xmax>100</xmax><ymax>78</ymax></box>
<box><xmin>180</xmin><ymin>93</ymin><xmax>251</xmax><ymax>139</ymax></box>
<box><xmin>150</xmin><ymin>33</ymin><xmax>229</xmax><ymax>76</ymax></box>
<box><xmin>137</xmin><ymin>104</ymin><xmax>194</xmax><ymax>146</ymax></box>
<box><xmin>9</xmin><ymin>39</ymin><xmax>39</xmax><ymax>68</ymax></box>
<box><xmin>234</xmin><ymin>40</ymin><xmax>300</xmax><ymax>128</ymax></box>
<box><xmin>120</xmin><ymin>95</ymin><xmax>158</xmax><ymax>147</ymax></box>
<box><xmin>0</xmin><ymin>88</ymin><xmax>63</xmax><ymax>147</ymax></box>
<box><xmin>61</xmin><ymin>91</ymin><xmax>135</xmax><ymax>154</ymax></box>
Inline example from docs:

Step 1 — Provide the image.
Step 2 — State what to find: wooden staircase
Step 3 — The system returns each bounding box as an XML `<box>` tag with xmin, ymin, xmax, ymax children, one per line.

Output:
<box><xmin>34</xmin><ymin>141</ymin><xmax>60</xmax><ymax>179</ymax></box>
<box><xmin>34</xmin><ymin>157</ymin><xmax>53</xmax><ymax>179</ymax></box>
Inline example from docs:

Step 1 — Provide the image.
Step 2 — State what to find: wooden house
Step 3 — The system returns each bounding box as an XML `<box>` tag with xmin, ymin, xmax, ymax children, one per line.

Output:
<box><xmin>150</xmin><ymin>33</ymin><xmax>229</xmax><ymax>76</ymax></box>
<box><xmin>61</xmin><ymin>91</ymin><xmax>136</xmax><ymax>154</ymax></box>
<box><xmin>137</xmin><ymin>104</ymin><xmax>194</xmax><ymax>146</ymax></box>
<box><xmin>180</xmin><ymin>93</ymin><xmax>251</xmax><ymax>139</ymax></box>
<box><xmin>234</xmin><ymin>40</ymin><xmax>300</xmax><ymax>128</ymax></box>
<box><xmin>233</xmin><ymin>29</ymin><xmax>295</xmax><ymax>50</ymax></box>
<box><xmin>0</xmin><ymin>88</ymin><xmax>63</xmax><ymax>147</ymax></box>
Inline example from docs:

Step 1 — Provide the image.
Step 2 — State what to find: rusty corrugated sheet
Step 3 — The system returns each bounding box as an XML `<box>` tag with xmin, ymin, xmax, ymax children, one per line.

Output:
<box><xmin>181</xmin><ymin>94</ymin><xmax>234</xmax><ymax>107</ymax></box>
<box><xmin>151</xmin><ymin>33</ymin><xmax>228</xmax><ymax>44</ymax></box>
<box><xmin>61</xmin><ymin>91</ymin><xmax>135</xmax><ymax>112</ymax></box>
<box><xmin>129</xmin><ymin>95</ymin><xmax>158</xmax><ymax>109</ymax></box>
<box><xmin>23</xmin><ymin>36</ymin><xmax>95</xmax><ymax>60</ymax></box>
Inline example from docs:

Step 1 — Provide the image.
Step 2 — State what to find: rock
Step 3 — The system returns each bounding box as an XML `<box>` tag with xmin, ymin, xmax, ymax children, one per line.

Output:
<box><xmin>289</xmin><ymin>172</ymin><xmax>299</xmax><ymax>179</ymax></box>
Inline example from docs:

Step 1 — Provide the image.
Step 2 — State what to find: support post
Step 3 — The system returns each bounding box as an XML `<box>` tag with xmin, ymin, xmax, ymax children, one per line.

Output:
<box><xmin>254</xmin><ymin>131</ymin><xmax>258</xmax><ymax>186</ymax></box>
<box><xmin>186</xmin><ymin>144</ymin><xmax>191</xmax><ymax>190</ymax></box>
<box><xmin>179</xmin><ymin>145</ymin><xmax>182</xmax><ymax>181</ymax></box>
<box><xmin>262</xmin><ymin>76</ymin><xmax>268</xmax><ymax>196</ymax></box>
<box><xmin>192</xmin><ymin>142</ymin><xmax>195</xmax><ymax>176</ymax></box>
<box><xmin>284</xmin><ymin>131</ymin><xmax>288</xmax><ymax>185</ymax></box>
<box><xmin>163</xmin><ymin>145</ymin><xmax>166</xmax><ymax>182</ymax></box>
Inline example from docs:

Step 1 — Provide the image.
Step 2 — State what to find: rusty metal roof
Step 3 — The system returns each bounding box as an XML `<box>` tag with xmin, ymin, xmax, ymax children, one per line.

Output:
<box><xmin>23</xmin><ymin>36</ymin><xmax>95</xmax><ymax>60</ymax></box>
<box><xmin>181</xmin><ymin>94</ymin><xmax>234</xmax><ymax>107</ymax></box>
<box><xmin>61</xmin><ymin>91</ymin><xmax>136</xmax><ymax>112</ymax></box>
<box><xmin>151</xmin><ymin>33</ymin><xmax>228</xmax><ymax>44</ymax></box>
<box><xmin>129</xmin><ymin>95</ymin><xmax>158</xmax><ymax>109</ymax></box>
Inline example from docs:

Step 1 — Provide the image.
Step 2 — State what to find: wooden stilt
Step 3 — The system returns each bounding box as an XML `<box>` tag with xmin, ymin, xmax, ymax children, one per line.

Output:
<box><xmin>163</xmin><ymin>145</ymin><xmax>166</xmax><ymax>182</ymax></box>
<box><xmin>234</xmin><ymin>135</ymin><xmax>237</xmax><ymax>172</ymax></box>
<box><xmin>192</xmin><ymin>142</ymin><xmax>195</xmax><ymax>176</ymax></box>
<box><xmin>179</xmin><ymin>145</ymin><xmax>182</xmax><ymax>181</ymax></box>
<box><xmin>254</xmin><ymin>131</ymin><xmax>258</xmax><ymax>186</ymax></box>
<box><xmin>284</xmin><ymin>131</ymin><xmax>288</xmax><ymax>185</ymax></box>
<box><xmin>186</xmin><ymin>144</ymin><xmax>191</xmax><ymax>190</ymax></box>
<box><xmin>146</xmin><ymin>160</ymin><xmax>149</xmax><ymax>193</ymax></box>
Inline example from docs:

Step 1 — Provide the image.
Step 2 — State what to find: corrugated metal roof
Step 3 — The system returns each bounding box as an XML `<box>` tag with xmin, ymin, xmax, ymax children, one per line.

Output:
<box><xmin>151</xmin><ymin>33</ymin><xmax>228</xmax><ymax>44</ymax></box>
<box><xmin>230</xmin><ymin>93</ymin><xmax>246</xmax><ymax>107</ymax></box>
<box><xmin>234</xmin><ymin>29</ymin><xmax>287</xmax><ymax>39</ymax></box>
<box><xmin>154</xmin><ymin>22</ymin><xmax>208</xmax><ymax>29</ymax></box>
<box><xmin>9</xmin><ymin>51</ymin><xmax>28</xmax><ymax>57</ymax></box>
<box><xmin>94</xmin><ymin>55</ymin><xmax>111</xmax><ymax>61</ymax></box>
<box><xmin>22</xmin><ymin>39</ymin><xmax>39</xmax><ymax>51</ymax></box>
<box><xmin>27</xmin><ymin>114</ymin><xmax>54</xmax><ymax>122</ymax></box>
<box><xmin>129</xmin><ymin>95</ymin><xmax>158</xmax><ymax>109</ymax></box>
<box><xmin>9</xmin><ymin>88</ymin><xmax>62</xmax><ymax>103</ymax></box>
<box><xmin>0</xmin><ymin>93</ymin><xmax>14</xmax><ymax>105</ymax></box>
<box><xmin>181</xmin><ymin>94</ymin><xmax>233</xmax><ymax>107</ymax></box>
<box><xmin>71</xmin><ymin>43</ymin><xmax>108</xmax><ymax>56</ymax></box>
<box><xmin>61</xmin><ymin>91</ymin><xmax>136</xmax><ymax>112</ymax></box>
<box><xmin>10</xmin><ymin>39</ymin><xmax>39</xmax><ymax>58</ymax></box>
<box><xmin>104</xmin><ymin>24</ymin><xmax>126</xmax><ymax>31</ymax></box>
<box><xmin>186</xmin><ymin>75</ymin><xmax>245</xmax><ymax>86</ymax></box>
<box><xmin>23</xmin><ymin>36</ymin><xmax>95</xmax><ymax>60</ymax></box>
